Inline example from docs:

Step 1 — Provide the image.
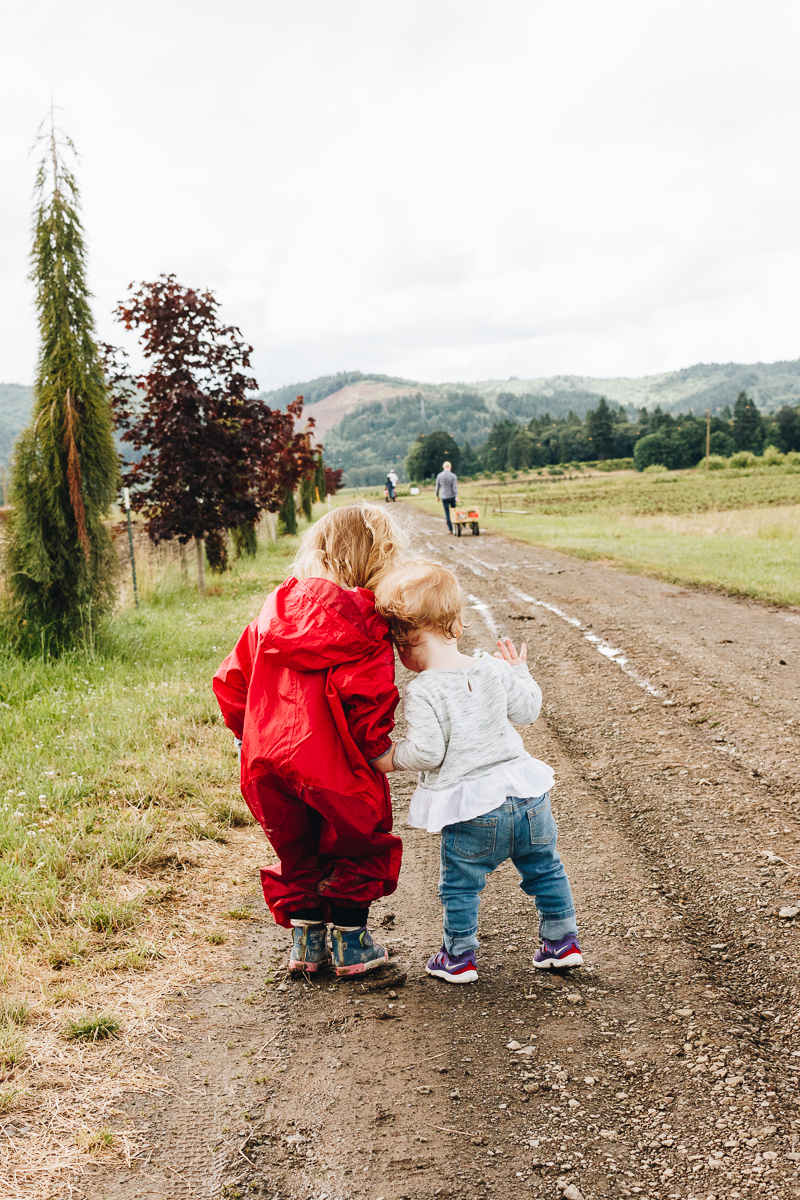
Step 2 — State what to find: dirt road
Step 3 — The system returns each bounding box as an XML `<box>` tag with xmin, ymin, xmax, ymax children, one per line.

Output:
<box><xmin>85</xmin><ymin>506</ymin><xmax>800</xmax><ymax>1200</ymax></box>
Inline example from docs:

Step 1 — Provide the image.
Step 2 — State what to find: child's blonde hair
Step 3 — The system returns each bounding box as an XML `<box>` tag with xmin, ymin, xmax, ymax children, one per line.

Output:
<box><xmin>293</xmin><ymin>502</ymin><xmax>409</xmax><ymax>591</ymax></box>
<box><xmin>374</xmin><ymin>560</ymin><xmax>466</xmax><ymax>649</ymax></box>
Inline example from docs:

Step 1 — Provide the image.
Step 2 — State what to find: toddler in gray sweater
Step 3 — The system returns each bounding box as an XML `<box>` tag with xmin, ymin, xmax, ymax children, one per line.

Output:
<box><xmin>373</xmin><ymin>560</ymin><xmax>582</xmax><ymax>983</ymax></box>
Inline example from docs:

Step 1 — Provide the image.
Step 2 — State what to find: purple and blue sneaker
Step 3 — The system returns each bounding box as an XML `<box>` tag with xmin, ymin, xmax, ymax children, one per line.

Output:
<box><xmin>534</xmin><ymin>935</ymin><xmax>583</xmax><ymax>970</ymax></box>
<box><xmin>426</xmin><ymin>945</ymin><xmax>478</xmax><ymax>984</ymax></box>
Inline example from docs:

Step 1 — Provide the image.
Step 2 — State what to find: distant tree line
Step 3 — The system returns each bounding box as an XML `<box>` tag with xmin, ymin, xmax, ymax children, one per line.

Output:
<box><xmin>326</xmin><ymin>391</ymin><xmax>494</xmax><ymax>486</ymax></box>
<box><xmin>403</xmin><ymin>393</ymin><xmax>800</xmax><ymax>479</ymax></box>
<box><xmin>325</xmin><ymin>381</ymin><xmax>800</xmax><ymax>486</ymax></box>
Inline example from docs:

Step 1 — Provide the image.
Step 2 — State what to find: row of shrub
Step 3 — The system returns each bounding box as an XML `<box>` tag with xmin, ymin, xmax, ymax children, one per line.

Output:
<box><xmin>638</xmin><ymin>447</ymin><xmax>800</xmax><ymax>474</ymax></box>
<box><xmin>700</xmin><ymin>447</ymin><xmax>800</xmax><ymax>471</ymax></box>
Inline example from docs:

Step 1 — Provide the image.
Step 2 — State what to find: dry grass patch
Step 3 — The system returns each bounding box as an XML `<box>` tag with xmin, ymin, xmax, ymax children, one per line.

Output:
<box><xmin>0</xmin><ymin>827</ymin><xmax>276</xmax><ymax>1199</ymax></box>
<box><xmin>631</xmin><ymin>502</ymin><xmax>800</xmax><ymax>540</ymax></box>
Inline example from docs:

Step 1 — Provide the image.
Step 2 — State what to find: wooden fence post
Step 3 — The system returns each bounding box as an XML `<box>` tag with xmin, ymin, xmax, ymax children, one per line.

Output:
<box><xmin>122</xmin><ymin>488</ymin><xmax>139</xmax><ymax>608</ymax></box>
<box><xmin>706</xmin><ymin>409</ymin><xmax>711</xmax><ymax>470</ymax></box>
<box><xmin>196</xmin><ymin>538</ymin><xmax>206</xmax><ymax>598</ymax></box>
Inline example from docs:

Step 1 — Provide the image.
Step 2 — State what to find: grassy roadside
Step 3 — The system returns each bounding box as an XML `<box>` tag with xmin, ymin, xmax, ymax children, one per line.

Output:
<box><xmin>0</xmin><ymin>518</ymin><xmax>315</xmax><ymax>1194</ymax></box>
<box><xmin>346</xmin><ymin>469</ymin><xmax>800</xmax><ymax>606</ymax></box>
<box><xmin>0</xmin><ymin>528</ymin><xmax>302</xmax><ymax>985</ymax></box>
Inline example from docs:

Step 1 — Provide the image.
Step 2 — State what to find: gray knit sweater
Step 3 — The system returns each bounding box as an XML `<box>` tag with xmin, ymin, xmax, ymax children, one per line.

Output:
<box><xmin>391</xmin><ymin>654</ymin><xmax>542</xmax><ymax>789</ymax></box>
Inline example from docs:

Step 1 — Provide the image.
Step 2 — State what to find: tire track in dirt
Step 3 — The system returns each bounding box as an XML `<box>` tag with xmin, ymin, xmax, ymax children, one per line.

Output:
<box><xmin>84</xmin><ymin>510</ymin><xmax>800</xmax><ymax>1200</ymax></box>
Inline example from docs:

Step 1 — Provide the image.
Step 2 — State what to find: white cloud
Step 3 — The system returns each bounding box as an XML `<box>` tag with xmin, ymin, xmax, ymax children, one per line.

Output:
<box><xmin>0</xmin><ymin>0</ymin><xmax>798</xmax><ymax>391</ymax></box>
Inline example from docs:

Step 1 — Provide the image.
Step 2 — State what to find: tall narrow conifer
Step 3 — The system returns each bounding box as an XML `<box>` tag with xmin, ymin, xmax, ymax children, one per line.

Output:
<box><xmin>5</xmin><ymin>120</ymin><xmax>119</xmax><ymax>651</ymax></box>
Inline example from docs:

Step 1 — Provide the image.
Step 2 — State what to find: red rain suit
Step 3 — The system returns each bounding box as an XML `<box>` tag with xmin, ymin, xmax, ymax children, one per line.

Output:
<box><xmin>212</xmin><ymin>576</ymin><xmax>402</xmax><ymax>927</ymax></box>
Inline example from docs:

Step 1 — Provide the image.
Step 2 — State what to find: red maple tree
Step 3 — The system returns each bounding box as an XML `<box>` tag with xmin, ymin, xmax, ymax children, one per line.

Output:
<box><xmin>324</xmin><ymin>466</ymin><xmax>344</xmax><ymax>495</ymax></box>
<box><xmin>108</xmin><ymin>275</ymin><xmax>315</xmax><ymax>583</ymax></box>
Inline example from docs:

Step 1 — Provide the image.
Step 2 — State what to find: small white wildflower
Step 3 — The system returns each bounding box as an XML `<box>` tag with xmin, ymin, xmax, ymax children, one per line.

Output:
<box><xmin>38</xmin><ymin>795</ymin><xmax>46</xmax><ymax>800</ymax></box>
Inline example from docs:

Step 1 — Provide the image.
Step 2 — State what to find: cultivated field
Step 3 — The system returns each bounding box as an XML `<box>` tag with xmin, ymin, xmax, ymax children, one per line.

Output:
<box><xmin>397</xmin><ymin>466</ymin><xmax>800</xmax><ymax>606</ymax></box>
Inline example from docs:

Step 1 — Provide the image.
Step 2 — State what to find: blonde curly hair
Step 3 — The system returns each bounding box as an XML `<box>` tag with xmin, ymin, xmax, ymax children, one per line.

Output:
<box><xmin>292</xmin><ymin>502</ymin><xmax>410</xmax><ymax>591</ymax></box>
<box><xmin>374</xmin><ymin>560</ymin><xmax>467</xmax><ymax>649</ymax></box>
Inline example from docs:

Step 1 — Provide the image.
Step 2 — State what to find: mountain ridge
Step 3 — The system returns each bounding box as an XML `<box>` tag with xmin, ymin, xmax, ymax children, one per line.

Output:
<box><xmin>3</xmin><ymin>359</ymin><xmax>799</xmax><ymax>478</ymax></box>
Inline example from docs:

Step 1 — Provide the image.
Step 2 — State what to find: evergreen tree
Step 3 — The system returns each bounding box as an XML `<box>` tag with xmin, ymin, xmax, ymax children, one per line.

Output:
<box><xmin>732</xmin><ymin>391</ymin><xmax>765</xmax><ymax>452</ymax></box>
<box><xmin>4</xmin><ymin>121</ymin><xmax>119</xmax><ymax>652</ymax></box>
<box><xmin>586</xmin><ymin>396</ymin><xmax>615</xmax><ymax>460</ymax></box>
<box><xmin>314</xmin><ymin>452</ymin><xmax>325</xmax><ymax>502</ymax></box>
<box><xmin>299</xmin><ymin>458</ymin><xmax>315</xmax><ymax>520</ymax></box>
<box><xmin>508</xmin><ymin>429</ymin><xmax>534</xmax><ymax>469</ymax></box>
<box><xmin>459</xmin><ymin>441</ymin><xmax>480</xmax><ymax>475</ymax></box>
<box><xmin>404</xmin><ymin>434</ymin><xmax>427</xmax><ymax>481</ymax></box>
<box><xmin>480</xmin><ymin>419</ymin><xmax>519</xmax><ymax>472</ymax></box>
<box><xmin>405</xmin><ymin>430</ymin><xmax>460</xmax><ymax>479</ymax></box>
<box><xmin>231</xmin><ymin>522</ymin><xmax>257</xmax><ymax>559</ymax></box>
<box><xmin>297</xmin><ymin>438</ymin><xmax>322</xmax><ymax>521</ymax></box>
<box><xmin>278</xmin><ymin>488</ymin><xmax>298</xmax><ymax>535</ymax></box>
<box><xmin>775</xmin><ymin>405</ymin><xmax>800</xmax><ymax>453</ymax></box>
<box><xmin>204</xmin><ymin>529</ymin><xmax>229</xmax><ymax>573</ymax></box>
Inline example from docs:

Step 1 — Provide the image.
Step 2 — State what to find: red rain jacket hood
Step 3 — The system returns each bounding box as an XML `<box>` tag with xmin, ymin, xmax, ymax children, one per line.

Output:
<box><xmin>213</xmin><ymin>576</ymin><xmax>397</xmax><ymax>812</ymax></box>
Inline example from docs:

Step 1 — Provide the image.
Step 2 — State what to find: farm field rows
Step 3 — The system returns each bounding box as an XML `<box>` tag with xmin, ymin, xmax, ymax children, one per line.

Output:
<box><xmin>397</xmin><ymin>467</ymin><xmax>800</xmax><ymax>606</ymax></box>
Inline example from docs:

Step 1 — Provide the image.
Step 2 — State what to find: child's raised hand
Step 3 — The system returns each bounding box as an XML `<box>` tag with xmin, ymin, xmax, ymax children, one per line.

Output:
<box><xmin>494</xmin><ymin>636</ymin><xmax>527</xmax><ymax>664</ymax></box>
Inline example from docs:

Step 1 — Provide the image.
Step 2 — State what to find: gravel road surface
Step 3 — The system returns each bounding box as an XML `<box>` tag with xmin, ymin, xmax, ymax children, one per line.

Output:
<box><xmin>85</xmin><ymin>506</ymin><xmax>800</xmax><ymax>1200</ymax></box>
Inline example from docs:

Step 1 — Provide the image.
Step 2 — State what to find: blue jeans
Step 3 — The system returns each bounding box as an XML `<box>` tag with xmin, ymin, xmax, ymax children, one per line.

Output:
<box><xmin>440</xmin><ymin>496</ymin><xmax>456</xmax><ymax>531</ymax></box>
<box><xmin>439</xmin><ymin>793</ymin><xmax>577</xmax><ymax>957</ymax></box>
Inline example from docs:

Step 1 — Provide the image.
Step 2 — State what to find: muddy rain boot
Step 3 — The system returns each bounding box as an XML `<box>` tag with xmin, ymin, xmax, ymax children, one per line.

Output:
<box><xmin>288</xmin><ymin>922</ymin><xmax>331</xmax><ymax>973</ymax></box>
<box><xmin>330</xmin><ymin>925</ymin><xmax>388</xmax><ymax>976</ymax></box>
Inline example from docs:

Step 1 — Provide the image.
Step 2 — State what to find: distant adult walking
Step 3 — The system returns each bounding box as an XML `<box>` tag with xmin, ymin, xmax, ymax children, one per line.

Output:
<box><xmin>385</xmin><ymin>469</ymin><xmax>399</xmax><ymax>502</ymax></box>
<box><xmin>435</xmin><ymin>461</ymin><xmax>459</xmax><ymax>534</ymax></box>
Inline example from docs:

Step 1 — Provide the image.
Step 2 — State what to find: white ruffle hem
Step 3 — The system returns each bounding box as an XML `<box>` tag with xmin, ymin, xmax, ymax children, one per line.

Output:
<box><xmin>406</xmin><ymin>756</ymin><xmax>555</xmax><ymax>834</ymax></box>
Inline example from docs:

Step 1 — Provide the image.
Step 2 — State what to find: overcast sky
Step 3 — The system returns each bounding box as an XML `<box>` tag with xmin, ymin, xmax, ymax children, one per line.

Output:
<box><xmin>1</xmin><ymin>1</ymin><xmax>799</xmax><ymax>391</ymax></box>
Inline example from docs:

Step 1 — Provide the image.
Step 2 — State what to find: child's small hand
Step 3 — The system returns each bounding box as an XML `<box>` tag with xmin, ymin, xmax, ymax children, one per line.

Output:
<box><xmin>494</xmin><ymin>637</ymin><xmax>527</xmax><ymax>664</ymax></box>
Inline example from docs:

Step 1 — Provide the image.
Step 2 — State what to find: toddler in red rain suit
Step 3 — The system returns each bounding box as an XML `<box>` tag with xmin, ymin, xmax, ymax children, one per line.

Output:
<box><xmin>213</xmin><ymin>502</ymin><xmax>407</xmax><ymax>976</ymax></box>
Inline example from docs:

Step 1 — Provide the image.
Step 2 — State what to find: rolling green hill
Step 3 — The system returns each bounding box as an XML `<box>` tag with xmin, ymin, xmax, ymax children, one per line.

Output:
<box><xmin>313</xmin><ymin>361</ymin><xmax>800</xmax><ymax>484</ymax></box>
<box><xmin>0</xmin><ymin>383</ymin><xmax>34</xmax><ymax>484</ymax></box>
<box><xmin>4</xmin><ymin>359</ymin><xmax>799</xmax><ymax>488</ymax></box>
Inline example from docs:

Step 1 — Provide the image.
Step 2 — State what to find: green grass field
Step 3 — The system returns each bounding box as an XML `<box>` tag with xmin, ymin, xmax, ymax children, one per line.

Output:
<box><xmin>351</xmin><ymin>466</ymin><xmax>800</xmax><ymax>606</ymax></box>
<box><xmin>0</xmin><ymin>526</ymin><xmax>301</xmax><ymax>987</ymax></box>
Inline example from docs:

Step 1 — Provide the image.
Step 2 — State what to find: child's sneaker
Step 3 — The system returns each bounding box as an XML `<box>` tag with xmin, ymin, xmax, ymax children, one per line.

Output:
<box><xmin>288</xmin><ymin>922</ymin><xmax>331</xmax><ymax>973</ymax></box>
<box><xmin>425</xmin><ymin>945</ymin><xmax>478</xmax><ymax>984</ymax></box>
<box><xmin>330</xmin><ymin>926</ymin><xmax>388</xmax><ymax>976</ymax></box>
<box><xmin>533</xmin><ymin>935</ymin><xmax>583</xmax><ymax>969</ymax></box>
